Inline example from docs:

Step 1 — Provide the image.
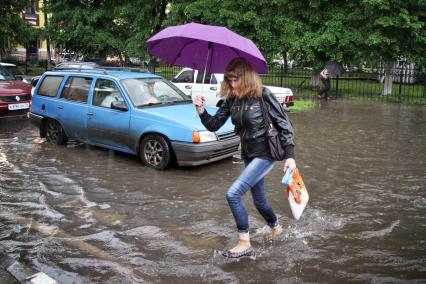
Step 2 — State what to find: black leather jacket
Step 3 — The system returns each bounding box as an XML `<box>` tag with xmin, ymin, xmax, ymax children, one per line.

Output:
<box><xmin>199</xmin><ymin>87</ymin><xmax>295</xmax><ymax>160</ymax></box>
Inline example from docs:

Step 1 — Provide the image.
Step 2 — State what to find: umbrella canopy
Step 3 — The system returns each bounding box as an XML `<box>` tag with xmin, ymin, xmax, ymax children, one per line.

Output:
<box><xmin>325</xmin><ymin>61</ymin><xmax>344</xmax><ymax>76</ymax></box>
<box><xmin>147</xmin><ymin>23</ymin><xmax>268</xmax><ymax>74</ymax></box>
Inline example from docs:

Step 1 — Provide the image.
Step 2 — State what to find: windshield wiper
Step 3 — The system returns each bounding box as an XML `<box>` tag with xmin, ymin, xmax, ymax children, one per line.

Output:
<box><xmin>172</xmin><ymin>100</ymin><xmax>192</xmax><ymax>104</ymax></box>
<box><xmin>143</xmin><ymin>102</ymin><xmax>164</xmax><ymax>107</ymax></box>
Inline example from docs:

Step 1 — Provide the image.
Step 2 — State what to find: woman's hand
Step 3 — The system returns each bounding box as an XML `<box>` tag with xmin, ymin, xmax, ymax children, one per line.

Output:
<box><xmin>283</xmin><ymin>158</ymin><xmax>296</xmax><ymax>173</ymax></box>
<box><xmin>193</xmin><ymin>95</ymin><xmax>205</xmax><ymax>115</ymax></box>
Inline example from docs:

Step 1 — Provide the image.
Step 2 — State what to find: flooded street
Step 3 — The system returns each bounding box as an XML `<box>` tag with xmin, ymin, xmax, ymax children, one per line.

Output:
<box><xmin>0</xmin><ymin>100</ymin><xmax>425</xmax><ymax>283</ymax></box>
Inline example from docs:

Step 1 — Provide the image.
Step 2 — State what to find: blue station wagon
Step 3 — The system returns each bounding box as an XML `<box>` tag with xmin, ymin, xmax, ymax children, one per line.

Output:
<box><xmin>28</xmin><ymin>68</ymin><xmax>240</xmax><ymax>170</ymax></box>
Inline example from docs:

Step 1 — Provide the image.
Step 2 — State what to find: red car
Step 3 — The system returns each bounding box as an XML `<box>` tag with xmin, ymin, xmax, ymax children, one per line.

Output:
<box><xmin>0</xmin><ymin>66</ymin><xmax>32</xmax><ymax>117</ymax></box>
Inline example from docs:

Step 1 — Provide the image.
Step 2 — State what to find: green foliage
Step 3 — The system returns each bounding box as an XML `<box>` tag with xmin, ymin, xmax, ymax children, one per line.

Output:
<box><xmin>44</xmin><ymin>0</ymin><xmax>168</xmax><ymax>61</ymax></box>
<box><xmin>166</xmin><ymin>0</ymin><xmax>426</xmax><ymax>69</ymax></box>
<box><xmin>0</xmin><ymin>0</ymin><xmax>35</xmax><ymax>55</ymax></box>
<box><xmin>36</xmin><ymin>0</ymin><xmax>426</xmax><ymax>70</ymax></box>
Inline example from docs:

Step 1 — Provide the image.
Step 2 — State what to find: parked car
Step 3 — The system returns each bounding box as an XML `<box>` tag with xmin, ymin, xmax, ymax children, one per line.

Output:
<box><xmin>28</xmin><ymin>68</ymin><xmax>240</xmax><ymax>170</ymax></box>
<box><xmin>171</xmin><ymin>68</ymin><xmax>294</xmax><ymax>107</ymax></box>
<box><xmin>0</xmin><ymin>66</ymin><xmax>32</xmax><ymax>117</ymax></box>
<box><xmin>0</xmin><ymin>62</ymin><xmax>32</xmax><ymax>84</ymax></box>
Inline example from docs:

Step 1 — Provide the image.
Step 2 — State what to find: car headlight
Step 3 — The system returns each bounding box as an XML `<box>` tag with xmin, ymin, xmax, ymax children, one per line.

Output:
<box><xmin>192</xmin><ymin>130</ymin><xmax>217</xmax><ymax>143</ymax></box>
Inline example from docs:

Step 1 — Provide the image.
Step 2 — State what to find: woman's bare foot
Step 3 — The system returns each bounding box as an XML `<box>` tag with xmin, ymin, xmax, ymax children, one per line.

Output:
<box><xmin>271</xmin><ymin>224</ymin><xmax>283</xmax><ymax>239</ymax></box>
<box><xmin>229</xmin><ymin>239</ymin><xmax>251</xmax><ymax>253</ymax></box>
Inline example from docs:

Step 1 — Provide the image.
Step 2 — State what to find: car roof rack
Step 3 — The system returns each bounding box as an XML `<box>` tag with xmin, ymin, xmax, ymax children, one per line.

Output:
<box><xmin>51</xmin><ymin>65</ymin><xmax>149</xmax><ymax>75</ymax></box>
<box><xmin>51</xmin><ymin>67</ymin><xmax>109</xmax><ymax>75</ymax></box>
<box><xmin>101</xmin><ymin>67</ymin><xmax>149</xmax><ymax>73</ymax></box>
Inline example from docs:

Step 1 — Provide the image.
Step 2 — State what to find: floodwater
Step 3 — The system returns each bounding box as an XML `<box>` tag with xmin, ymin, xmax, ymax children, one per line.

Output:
<box><xmin>0</xmin><ymin>100</ymin><xmax>425</xmax><ymax>283</ymax></box>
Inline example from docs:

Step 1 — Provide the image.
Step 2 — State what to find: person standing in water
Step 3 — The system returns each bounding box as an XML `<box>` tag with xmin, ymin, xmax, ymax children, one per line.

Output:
<box><xmin>318</xmin><ymin>67</ymin><xmax>331</xmax><ymax>99</ymax></box>
<box><xmin>193</xmin><ymin>57</ymin><xmax>296</xmax><ymax>258</ymax></box>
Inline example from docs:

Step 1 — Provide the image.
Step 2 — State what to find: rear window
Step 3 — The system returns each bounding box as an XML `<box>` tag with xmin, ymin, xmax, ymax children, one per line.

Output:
<box><xmin>38</xmin><ymin>76</ymin><xmax>64</xmax><ymax>97</ymax></box>
<box><xmin>60</xmin><ymin>76</ymin><xmax>93</xmax><ymax>103</ymax></box>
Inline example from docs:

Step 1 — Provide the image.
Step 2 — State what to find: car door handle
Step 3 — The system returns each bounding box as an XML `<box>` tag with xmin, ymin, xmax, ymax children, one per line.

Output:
<box><xmin>210</xmin><ymin>86</ymin><xmax>217</xmax><ymax>91</ymax></box>
<box><xmin>87</xmin><ymin>112</ymin><xmax>94</xmax><ymax>116</ymax></box>
<box><xmin>57</xmin><ymin>106</ymin><xmax>63</xmax><ymax>109</ymax></box>
<box><xmin>185</xmin><ymin>85</ymin><xmax>192</xmax><ymax>89</ymax></box>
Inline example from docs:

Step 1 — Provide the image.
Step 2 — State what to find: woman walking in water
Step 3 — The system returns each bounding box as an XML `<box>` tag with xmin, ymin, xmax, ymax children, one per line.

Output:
<box><xmin>193</xmin><ymin>57</ymin><xmax>296</xmax><ymax>258</ymax></box>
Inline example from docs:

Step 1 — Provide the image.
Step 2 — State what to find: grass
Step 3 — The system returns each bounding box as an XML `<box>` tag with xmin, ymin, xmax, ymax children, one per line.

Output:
<box><xmin>291</xmin><ymin>99</ymin><xmax>316</xmax><ymax>111</ymax></box>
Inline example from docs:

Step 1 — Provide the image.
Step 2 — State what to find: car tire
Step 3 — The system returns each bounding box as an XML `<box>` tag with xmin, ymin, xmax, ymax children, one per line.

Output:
<box><xmin>45</xmin><ymin>119</ymin><xmax>68</xmax><ymax>145</ymax></box>
<box><xmin>140</xmin><ymin>134</ymin><xmax>173</xmax><ymax>170</ymax></box>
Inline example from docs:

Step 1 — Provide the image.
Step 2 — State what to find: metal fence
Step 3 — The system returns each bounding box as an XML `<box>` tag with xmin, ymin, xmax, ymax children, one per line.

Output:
<box><xmin>152</xmin><ymin>64</ymin><xmax>426</xmax><ymax>105</ymax></box>
<box><xmin>4</xmin><ymin>53</ymin><xmax>425</xmax><ymax>105</ymax></box>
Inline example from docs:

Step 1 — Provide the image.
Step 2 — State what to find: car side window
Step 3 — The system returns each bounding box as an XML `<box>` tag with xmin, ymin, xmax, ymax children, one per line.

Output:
<box><xmin>174</xmin><ymin>70</ymin><xmax>194</xmax><ymax>83</ymax></box>
<box><xmin>93</xmin><ymin>79</ymin><xmax>124</xmax><ymax>108</ymax></box>
<box><xmin>196</xmin><ymin>72</ymin><xmax>212</xmax><ymax>84</ymax></box>
<box><xmin>210</xmin><ymin>74</ymin><xmax>217</xmax><ymax>84</ymax></box>
<box><xmin>38</xmin><ymin>76</ymin><xmax>64</xmax><ymax>97</ymax></box>
<box><xmin>60</xmin><ymin>76</ymin><xmax>93</xmax><ymax>103</ymax></box>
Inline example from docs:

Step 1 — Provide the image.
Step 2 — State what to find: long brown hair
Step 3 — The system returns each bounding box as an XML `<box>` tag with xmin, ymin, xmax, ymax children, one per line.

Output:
<box><xmin>220</xmin><ymin>57</ymin><xmax>262</xmax><ymax>99</ymax></box>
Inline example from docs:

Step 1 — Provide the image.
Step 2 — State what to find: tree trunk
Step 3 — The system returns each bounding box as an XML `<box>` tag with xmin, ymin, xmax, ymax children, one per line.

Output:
<box><xmin>42</xmin><ymin>1</ymin><xmax>52</xmax><ymax>69</ymax></box>
<box><xmin>382</xmin><ymin>60</ymin><xmax>393</xmax><ymax>96</ymax></box>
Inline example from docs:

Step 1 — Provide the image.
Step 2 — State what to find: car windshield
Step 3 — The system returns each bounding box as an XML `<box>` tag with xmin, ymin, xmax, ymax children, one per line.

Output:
<box><xmin>121</xmin><ymin>78</ymin><xmax>191</xmax><ymax>107</ymax></box>
<box><xmin>0</xmin><ymin>66</ymin><xmax>15</xmax><ymax>80</ymax></box>
<box><xmin>4</xmin><ymin>65</ymin><xmax>24</xmax><ymax>76</ymax></box>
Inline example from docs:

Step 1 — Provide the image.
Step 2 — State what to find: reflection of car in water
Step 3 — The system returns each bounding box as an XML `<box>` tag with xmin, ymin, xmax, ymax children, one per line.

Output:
<box><xmin>0</xmin><ymin>66</ymin><xmax>32</xmax><ymax>117</ymax></box>
<box><xmin>171</xmin><ymin>68</ymin><xmax>294</xmax><ymax>107</ymax></box>
<box><xmin>29</xmin><ymin>68</ymin><xmax>240</xmax><ymax>170</ymax></box>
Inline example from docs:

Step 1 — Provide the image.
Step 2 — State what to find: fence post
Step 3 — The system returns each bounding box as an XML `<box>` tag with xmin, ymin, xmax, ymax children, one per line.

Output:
<box><xmin>335</xmin><ymin>75</ymin><xmax>339</xmax><ymax>97</ymax></box>
<box><xmin>398</xmin><ymin>65</ymin><xmax>403</xmax><ymax>100</ymax></box>
<box><xmin>423</xmin><ymin>72</ymin><xmax>426</xmax><ymax>98</ymax></box>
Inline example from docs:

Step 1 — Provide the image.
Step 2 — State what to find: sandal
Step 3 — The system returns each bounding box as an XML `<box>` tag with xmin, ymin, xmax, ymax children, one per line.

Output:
<box><xmin>222</xmin><ymin>246</ymin><xmax>254</xmax><ymax>258</ymax></box>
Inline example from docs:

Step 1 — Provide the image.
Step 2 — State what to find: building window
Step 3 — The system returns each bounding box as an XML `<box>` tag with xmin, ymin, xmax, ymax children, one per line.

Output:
<box><xmin>23</xmin><ymin>0</ymin><xmax>39</xmax><ymax>26</ymax></box>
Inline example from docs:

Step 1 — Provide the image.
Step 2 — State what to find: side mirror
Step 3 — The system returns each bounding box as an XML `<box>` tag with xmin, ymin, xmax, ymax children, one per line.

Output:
<box><xmin>30</xmin><ymin>77</ymin><xmax>40</xmax><ymax>87</ymax></box>
<box><xmin>15</xmin><ymin>75</ymin><xmax>24</xmax><ymax>81</ymax></box>
<box><xmin>111</xmin><ymin>101</ymin><xmax>128</xmax><ymax>111</ymax></box>
<box><xmin>171</xmin><ymin>78</ymin><xmax>178</xmax><ymax>83</ymax></box>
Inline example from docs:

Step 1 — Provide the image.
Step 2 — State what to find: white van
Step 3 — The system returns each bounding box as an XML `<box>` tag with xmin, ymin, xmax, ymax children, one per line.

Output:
<box><xmin>171</xmin><ymin>68</ymin><xmax>294</xmax><ymax>107</ymax></box>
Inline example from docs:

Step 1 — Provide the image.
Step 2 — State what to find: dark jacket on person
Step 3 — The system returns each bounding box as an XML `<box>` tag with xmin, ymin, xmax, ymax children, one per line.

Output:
<box><xmin>199</xmin><ymin>87</ymin><xmax>295</xmax><ymax>160</ymax></box>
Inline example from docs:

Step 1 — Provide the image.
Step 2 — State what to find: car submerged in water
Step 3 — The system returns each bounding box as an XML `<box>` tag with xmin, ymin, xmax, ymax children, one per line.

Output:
<box><xmin>28</xmin><ymin>68</ymin><xmax>240</xmax><ymax>170</ymax></box>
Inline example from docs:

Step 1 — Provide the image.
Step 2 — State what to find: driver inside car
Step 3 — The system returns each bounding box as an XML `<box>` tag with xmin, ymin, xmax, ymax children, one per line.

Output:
<box><xmin>101</xmin><ymin>91</ymin><xmax>124</xmax><ymax>108</ymax></box>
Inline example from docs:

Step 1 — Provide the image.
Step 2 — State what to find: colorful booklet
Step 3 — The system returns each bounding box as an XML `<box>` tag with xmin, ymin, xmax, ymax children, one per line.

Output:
<box><xmin>282</xmin><ymin>168</ymin><xmax>309</xmax><ymax>220</ymax></box>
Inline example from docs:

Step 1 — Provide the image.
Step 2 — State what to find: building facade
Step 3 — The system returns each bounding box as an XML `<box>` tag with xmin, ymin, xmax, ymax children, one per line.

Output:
<box><xmin>13</xmin><ymin>0</ymin><xmax>50</xmax><ymax>62</ymax></box>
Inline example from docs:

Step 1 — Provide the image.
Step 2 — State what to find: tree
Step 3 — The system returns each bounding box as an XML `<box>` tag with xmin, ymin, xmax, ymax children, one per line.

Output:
<box><xmin>167</xmin><ymin>0</ymin><xmax>426</xmax><ymax>93</ymax></box>
<box><xmin>44</xmin><ymin>0</ymin><xmax>168</xmax><ymax>64</ymax></box>
<box><xmin>165</xmin><ymin>0</ymin><xmax>299</xmax><ymax>64</ymax></box>
<box><xmin>350</xmin><ymin>0</ymin><xmax>426</xmax><ymax>94</ymax></box>
<box><xmin>0</xmin><ymin>0</ymin><xmax>34</xmax><ymax>58</ymax></box>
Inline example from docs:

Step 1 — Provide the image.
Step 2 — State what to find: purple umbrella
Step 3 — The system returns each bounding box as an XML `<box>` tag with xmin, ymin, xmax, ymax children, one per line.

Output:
<box><xmin>146</xmin><ymin>22</ymin><xmax>268</xmax><ymax>74</ymax></box>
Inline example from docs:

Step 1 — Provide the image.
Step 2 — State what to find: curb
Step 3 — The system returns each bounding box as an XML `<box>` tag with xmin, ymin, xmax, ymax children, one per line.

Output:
<box><xmin>0</xmin><ymin>252</ymin><xmax>58</xmax><ymax>284</ymax></box>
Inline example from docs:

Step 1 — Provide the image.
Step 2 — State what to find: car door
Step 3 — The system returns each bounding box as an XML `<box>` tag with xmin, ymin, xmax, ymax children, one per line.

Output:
<box><xmin>171</xmin><ymin>69</ymin><xmax>195</xmax><ymax>96</ymax></box>
<box><xmin>191</xmin><ymin>71</ymin><xmax>221</xmax><ymax>106</ymax></box>
<box><xmin>87</xmin><ymin>78</ymin><xmax>131</xmax><ymax>150</ymax></box>
<box><xmin>57</xmin><ymin>76</ymin><xmax>93</xmax><ymax>141</ymax></box>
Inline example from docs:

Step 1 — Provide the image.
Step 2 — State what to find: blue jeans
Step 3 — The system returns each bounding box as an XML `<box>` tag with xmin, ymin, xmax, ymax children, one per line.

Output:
<box><xmin>226</xmin><ymin>157</ymin><xmax>279</xmax><ymax>233</ymax></box>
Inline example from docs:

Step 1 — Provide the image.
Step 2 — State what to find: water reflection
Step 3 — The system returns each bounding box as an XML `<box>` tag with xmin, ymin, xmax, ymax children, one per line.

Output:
<box><xmin>0</xmin><ymin>101</ymin><xmax>425</xmax><ymax>283</ymax></box>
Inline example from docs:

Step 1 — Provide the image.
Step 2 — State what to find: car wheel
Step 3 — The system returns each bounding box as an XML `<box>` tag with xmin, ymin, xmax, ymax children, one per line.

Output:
<box><xmin>45</xmin><ymin>119</ymin><xmax>68</xmax><ymax>145</ymax></box>
<box><xmin>140</xmin><ymin>134</ymin><xmax>172</xmax><ymax>170</ymax></box>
